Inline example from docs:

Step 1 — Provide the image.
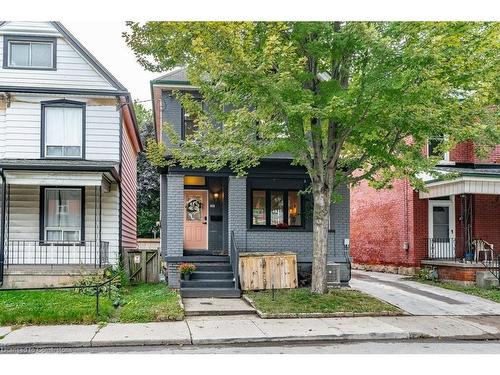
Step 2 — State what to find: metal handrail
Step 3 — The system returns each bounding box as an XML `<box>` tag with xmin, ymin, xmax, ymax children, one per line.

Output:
<box><xmin>481</xmin><ymin>252</ymin><xmax>500</xmax><ymax>281</ymax></box>
<box><xmin>230</xmin><ymin>231</ymin><xmax>239</xmax><ymax>290</ymax></box>
<box><xmin>4</xmin><ymin>240</ymin><xmax>110</xmax><ymax>267</ymax></box>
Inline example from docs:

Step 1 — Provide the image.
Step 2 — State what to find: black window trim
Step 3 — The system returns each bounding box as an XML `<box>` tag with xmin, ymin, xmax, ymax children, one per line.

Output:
<box><xmin>40</xmin><ymin>99</ymin><xmax>86</xmax><ymax>160</ymax></box>
<box><xmin>39</xmin><ymin>186</ymin><xmax>85</xmax><ymax>244</ymax></box>
<box><xmin>2</xmin><ymin>35</ymin><xmax>57</xmax><ymax>71</ymax></box>
<box><xmin>250</xmin><ymin>189</ymin><xmax>304</xmax><ymax>228</ymax></box>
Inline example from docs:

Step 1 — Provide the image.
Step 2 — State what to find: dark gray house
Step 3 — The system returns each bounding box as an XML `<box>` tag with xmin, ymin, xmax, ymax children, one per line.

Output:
<box><xmin>151</xmin><ymin>68</ymin><xmax>351</xmax><ymax>297</ymax></box>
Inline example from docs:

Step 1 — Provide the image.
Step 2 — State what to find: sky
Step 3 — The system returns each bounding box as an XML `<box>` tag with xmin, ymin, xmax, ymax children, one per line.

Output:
<box><xmin>64</xmin><ymin>22</ymin><xmax>159</xmax><ymax>109</ymax></box>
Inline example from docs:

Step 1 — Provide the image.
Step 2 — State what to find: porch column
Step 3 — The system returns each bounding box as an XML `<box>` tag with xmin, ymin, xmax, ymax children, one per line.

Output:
<box><xmin>227</xmin><ymin>176</ymin><xmax>247</xmax><ymax>253</ymax></box>
<box><xmin>0</xmin><ymin>179</ymin><xmax>5</xmax><ymax>285</ymax></box>
<box><xmin>165</xmin><ymin>174</ymin><xmax>184</xmax><ymax>288</ymax></box>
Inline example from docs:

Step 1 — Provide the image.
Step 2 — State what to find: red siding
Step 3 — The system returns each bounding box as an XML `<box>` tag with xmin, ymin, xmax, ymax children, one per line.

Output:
<box><xmin>120</xmin><ymin>104</ymin><xmax>140</xmax><ymax>250</ymax></box>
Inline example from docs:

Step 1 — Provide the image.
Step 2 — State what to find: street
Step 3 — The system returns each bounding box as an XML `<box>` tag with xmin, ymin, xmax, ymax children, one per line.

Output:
<box><xmin>2</xmin><ymin>340</ymin><xmax>500</xmax><ymax>354</ymax></box>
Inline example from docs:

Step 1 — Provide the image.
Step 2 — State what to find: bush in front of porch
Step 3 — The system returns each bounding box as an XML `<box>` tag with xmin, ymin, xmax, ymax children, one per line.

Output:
<box><xmin>245</xmin><ymin>288</ymin><xmax>402</xmax><ymax>316</ymax></box>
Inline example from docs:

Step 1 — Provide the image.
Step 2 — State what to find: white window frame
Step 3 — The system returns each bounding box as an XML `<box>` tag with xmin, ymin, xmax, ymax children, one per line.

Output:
<box><xmin>42</xmin><ymin>102</ymin><xmax>85</xmax><ymax>159</ymax></box>
<box><xmin>44</xmin><ymin>188</ymin><xmax>83</xmax><ymax>243</ymax></box>
<box><xmin>7</xmin><ymin>40</ymin><xmax>54</xmax><ymax>69</ymax></box>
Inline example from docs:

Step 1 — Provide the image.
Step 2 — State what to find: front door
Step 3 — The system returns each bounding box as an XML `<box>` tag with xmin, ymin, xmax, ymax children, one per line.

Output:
<box><xmin>428</xmin><ymin>198</ymin><xmax>455</xmax><ymax>258</ymax></box>
<box><xmin>184</xmin><ymin>190</ymin><xmax>208</xmax><ymax>250</ymax></box>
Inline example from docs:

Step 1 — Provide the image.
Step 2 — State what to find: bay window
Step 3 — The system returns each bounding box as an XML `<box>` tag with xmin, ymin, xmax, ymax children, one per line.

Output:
<box><xmin>42</xmin><ymin>101</ymin><xmax>85</xmax><ymax>158</ymax></box>
<box><xmin>42</xmin><ymin>188</ymin><xmax>84</xmax><ymax>242</ymax></box>
<box><xmin>251</xmin><ymin>190</ymin><xmax>303</xmax><ymax>228</ymax></box>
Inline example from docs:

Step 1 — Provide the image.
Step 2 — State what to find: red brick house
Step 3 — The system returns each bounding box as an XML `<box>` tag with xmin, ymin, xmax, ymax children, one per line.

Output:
<box><xmin>350</xmin><ymin>140</ymin><xmax>500</xmax><ymax>283</ymax></box>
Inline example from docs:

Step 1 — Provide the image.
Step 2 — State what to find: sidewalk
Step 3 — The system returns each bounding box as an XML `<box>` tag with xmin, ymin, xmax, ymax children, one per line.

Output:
<box><xmin>2</xmin><ymin>314</ymin><xmax>500</xmax><ymax>349</ymax></box>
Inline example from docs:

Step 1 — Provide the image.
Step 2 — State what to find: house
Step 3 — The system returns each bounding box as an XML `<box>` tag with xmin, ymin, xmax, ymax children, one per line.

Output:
<box><xmin>0</xmin><ymin>21</ymin><xmax>142</xmax><ymax>288</ymax></box>
<box><xmin>351</xmin><ymin>138</ymin><xmax>500</xmax><ymax>284</ymax></box>
<box><xmin>151</xmin><ymin>68</ymin><xmax>351</xmax><ymax>297</ymax></box>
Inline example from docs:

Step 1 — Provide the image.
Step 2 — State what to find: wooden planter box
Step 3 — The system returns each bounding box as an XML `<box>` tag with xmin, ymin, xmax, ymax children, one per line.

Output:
<box><xmin>238</xmin><ymin>252</ymin><xmax>298</xmax><ymax>291</ymax></box>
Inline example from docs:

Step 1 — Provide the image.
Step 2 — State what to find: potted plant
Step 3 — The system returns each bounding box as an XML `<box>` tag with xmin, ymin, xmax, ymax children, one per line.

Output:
<box><xmin>276</xmin><ymin>222</ymin><xmax>289</xmax><ymax>229</ymax></box>
<box><xmin>178</xmin><ymin>263</ymin><xmax>196</xmax><ymax>280</ymax></box>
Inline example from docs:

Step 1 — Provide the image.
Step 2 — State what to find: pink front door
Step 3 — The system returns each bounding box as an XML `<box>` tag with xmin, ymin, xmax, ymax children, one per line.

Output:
<box><xmin>183</xmin><ymin>190</ymin><xmax>208</xmax><ymax>250</ymax></box>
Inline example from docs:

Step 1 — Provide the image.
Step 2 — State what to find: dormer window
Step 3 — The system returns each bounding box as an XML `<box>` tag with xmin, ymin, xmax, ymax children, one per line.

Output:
<box><xmin>3</xmin><ymin>36</ymin><xmax>56</xmax><ymax>70</ymax></box>
<box><xmin>41</xmin><ymin>100</ymin><xmax>85</xmax><ymax>159</ymax></box>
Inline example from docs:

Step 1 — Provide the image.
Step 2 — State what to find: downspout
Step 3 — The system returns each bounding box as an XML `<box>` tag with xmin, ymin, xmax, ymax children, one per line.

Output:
<box><xmin>0</xmin><ymin>169</ymin><xmax>6</xmax><ymax>286</ymax></box>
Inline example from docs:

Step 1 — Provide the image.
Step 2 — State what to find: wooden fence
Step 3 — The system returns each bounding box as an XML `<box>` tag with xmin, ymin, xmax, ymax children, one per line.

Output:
<box><xmin>239</xmin><ymin>252</ymin><xmax>297</xmax><ymax>290</ymax></box>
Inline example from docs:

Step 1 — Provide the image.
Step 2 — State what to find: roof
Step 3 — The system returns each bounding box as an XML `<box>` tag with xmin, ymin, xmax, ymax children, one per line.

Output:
<box><xmin>434</xmin><ymin>164</ymin><xmax>500</xmax><ymax>178</ymax></box>
<box><xmin>151</xmin><ymin>67</ymin><xmax>190</xmax><ymax>85</ymax></box>
<box><xmin>0</xmin><ymin>159</ymin><xmax>121</xmax><ymax>182</ymax></box>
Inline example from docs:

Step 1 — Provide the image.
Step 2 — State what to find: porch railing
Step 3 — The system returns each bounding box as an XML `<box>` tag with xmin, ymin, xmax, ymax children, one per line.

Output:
<box><xmin>426</xmin><ymin>237</ymin><xmax>460</xmax><ymax>260</ymax></box>
<box><xmin>230</xmin><ymin>231</ymin><xmax>240</xmax><ymax>290</ymax></box>
<box><xmin>4</xmin><ymin>240</ymin><xmax>110</xmax><ymax>267</ymax></box>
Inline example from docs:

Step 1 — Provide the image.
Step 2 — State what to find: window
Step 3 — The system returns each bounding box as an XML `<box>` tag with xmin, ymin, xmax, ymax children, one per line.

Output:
<box><xmin>427</xmin><ymin>135</ymin><xmax>449</xmax><ymax>161</ymax></box>
<box><xmin>251</xmin><ymin>190</ymin><xmax>303</xmax><ymax>228</ymax></box>
<box><xmin>42</xmin><ymin>102</ymin><xmax>85</xmax><ymax>158</ymax></box>
<box><xmin>43</xmin><ymin>188</ymin><xmax>83</xmax><ymax>242</ymax></box>
<box><xmin>182</xmin><ymin>97</ymin><xmax>203</xmax><ymax>138</ymax></box>
<box><xmin>3</xmin><ymin>36</ymin><xmax>56</xmax><ymax>69</ymax></box>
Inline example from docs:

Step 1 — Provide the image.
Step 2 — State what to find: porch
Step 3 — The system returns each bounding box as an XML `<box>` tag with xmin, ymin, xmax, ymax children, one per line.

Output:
<box><xmin>0</xmin><ymin>161</ymin><xmax>121</xmax><ymax>286</ymax></box>
<box><xmin>418</xmin><ymin>165</ymin><xmax>500</xmax><ymax>283</ymax></box>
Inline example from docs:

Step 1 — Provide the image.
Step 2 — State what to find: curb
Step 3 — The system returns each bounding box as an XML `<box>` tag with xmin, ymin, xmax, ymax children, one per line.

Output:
<box><xmin>241</xmin><ymin>295</ymin><xmax>407</xmax><ymax>319</ymax></box>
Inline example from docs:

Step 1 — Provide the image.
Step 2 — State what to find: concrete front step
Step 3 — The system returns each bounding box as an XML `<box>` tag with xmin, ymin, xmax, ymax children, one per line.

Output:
<box><xmin>183</xmin><ymin>256</ymin><xmax>230</xmax><ymax>263</ymax></box>
<box><xmin>180</xmin><ymin>288</ymin><xmax>242</xmax><ymax>298</ymax></box>
<box><xmin>183</xmin><ymin>297</ymin><xmax>256</xmax><ymax>316</ymax></box>
<box><xmin>181</xmin><ymin>280</ymin><xmax>235</xmax><ymax>289</ymax></box>
<box><xmin>191</xmin><ymin>271</ymin><xmax>234</xmax><ymax>280</ymax></box>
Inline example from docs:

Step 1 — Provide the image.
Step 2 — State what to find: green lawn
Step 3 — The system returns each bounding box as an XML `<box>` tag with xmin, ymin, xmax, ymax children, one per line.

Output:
<box><xmin>0</xmin><ymin>289</ymin><xmax>113</xmax><ymax>326</ymax></box>
<box><xmin>246</xmin><ymin>288</ymin><xmax>402</xmax><ymax>315</ymax></box>
<box><xmin>0</xmin><ymin>283</ymin><xmax>183</xmax><ymax>326</ymax></box>
<box><xmin>412</xmin><ymin>279</ymin><xmax>500</xmax><ymax>303</ymax></box>
<box><xmin>117</xmin><ymin>283</ymin><xmax>184</xmax><ymax>322</ymax></box>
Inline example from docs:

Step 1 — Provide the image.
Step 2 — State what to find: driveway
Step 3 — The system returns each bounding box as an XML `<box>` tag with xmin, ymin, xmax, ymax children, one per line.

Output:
<box><xmin>350</xmin><ymin>270</ymin><xmax>500</xmax><ymax>316</ymax></box>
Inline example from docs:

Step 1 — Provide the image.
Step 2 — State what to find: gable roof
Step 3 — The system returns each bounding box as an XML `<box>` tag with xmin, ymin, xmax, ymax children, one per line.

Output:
<box><xmin>152</xmin><ymin>67</ymin><xmax>189</xmax><ymax>85</ymax></box>
<box><xmin>50</xmin><ymin>22</ymin><xmax>127</xmax><ymax>92</ymax></box>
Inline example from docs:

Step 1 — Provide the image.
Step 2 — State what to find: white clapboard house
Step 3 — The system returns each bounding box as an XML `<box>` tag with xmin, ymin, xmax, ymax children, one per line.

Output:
<box><xmin>0</xmin><ymin>21</ymin><xmax>142</xmax><ymax>287</ymax></box>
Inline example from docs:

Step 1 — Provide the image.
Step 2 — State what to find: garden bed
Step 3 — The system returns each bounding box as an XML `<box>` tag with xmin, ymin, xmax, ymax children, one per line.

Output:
<box><xmin>244</xmin><ymin>288</ymin><xmax>403</xmax><ymax>318</ymax></box>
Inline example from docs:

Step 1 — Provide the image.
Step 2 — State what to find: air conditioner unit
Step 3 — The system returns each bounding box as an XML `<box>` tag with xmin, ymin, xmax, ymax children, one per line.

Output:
<box><xmin>326</xmin><ymin>263</ymin><xmax>341</xmax><ymax>288</ymax></box>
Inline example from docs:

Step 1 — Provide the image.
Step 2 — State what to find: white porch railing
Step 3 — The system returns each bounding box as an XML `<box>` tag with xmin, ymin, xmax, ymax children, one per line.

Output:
<box><xmin>4</xmin><ymin>240</ymin><xmax>110</xmax><ymax>267</ymax></box>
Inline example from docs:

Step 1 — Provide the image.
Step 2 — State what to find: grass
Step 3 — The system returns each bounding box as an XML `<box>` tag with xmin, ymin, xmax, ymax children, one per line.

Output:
<box><xmin>412</xmin><ymin>278</ymin><xmax>500</xmax><ymax>303</ymax></box>
<box><xmin>118</xmin><ymin>283</ymin><xmax>184</xmax><ymax>322</ymax></box>
<box><xmin>0</xmin><ymin>290</ymin><xmax>113</xmax><ymax>326</ymax></box>
<box><xmin>246</xmin><ymin>288</ymin><xmax>402</xmax><ymax>315</ymax></box>
<box><xmin>0</xmin><ymin>283</ymin><xmax>183</xmax><ymax>326</ymax></box>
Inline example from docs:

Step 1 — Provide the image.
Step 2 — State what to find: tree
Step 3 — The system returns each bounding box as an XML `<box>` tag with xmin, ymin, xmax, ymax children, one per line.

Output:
<box><xmin>125</xmin><ymin>22</ymin><xmax>499</xmax><ymax>293</ymax></box>
<box><xmin>134</xmin><ymin>103</ymin><xmax>160</xmax><ymax>238</ymax></box>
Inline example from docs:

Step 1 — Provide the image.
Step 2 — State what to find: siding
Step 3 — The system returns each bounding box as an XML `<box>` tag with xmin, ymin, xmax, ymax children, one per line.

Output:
<box><xmin>0</xmin><ymin>22</ymin><xmax>115</xmax><ymax>91</ymax></box>
<box><xmin>121</xmin><ymin>117</ymin><xmax>138</xmax><ymax>249</ymax></box>
<box><xmin>4</xmin><ymin>184</ymin><xmax>119</xmax><ymax>265</ymax></box>
<box><xmin>0</xmin><ymin>94</ymin><xmax>120</xmax><ymax>161</ymax></box>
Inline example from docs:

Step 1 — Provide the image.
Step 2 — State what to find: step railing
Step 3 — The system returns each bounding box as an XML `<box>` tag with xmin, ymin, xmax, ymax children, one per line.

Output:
<box><xmin>482</xmin><ymin>253</ymin><xmax>500</xmax><ymax>281</ymax></box>
<box><xmin>230</xmin><ymin>231</ymin><xmax>239</xmax><ymax>290</ymax></box>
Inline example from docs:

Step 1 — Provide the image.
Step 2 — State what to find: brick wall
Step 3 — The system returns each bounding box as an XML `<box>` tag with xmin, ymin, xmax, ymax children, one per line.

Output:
<box><xmin>473</xmin><ymin>194</ymin><xmax>500</xmax><ymax>251</ymax></box>
<box><xmin>350</xmin><ymin>178</ymin><xmax>422</xmax><ymax>267</ymax></box>
<box><xmin>449</xmin><ymin>142</ymin><xmax>500</xmax><ymax>164</ymax></box>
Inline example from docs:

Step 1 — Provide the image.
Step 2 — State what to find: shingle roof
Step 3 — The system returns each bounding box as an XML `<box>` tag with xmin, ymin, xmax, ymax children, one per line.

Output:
<box><xmin>152</xmin><ymin>67</ymin><xmax>189</xmax><ymax>84</ymax></box>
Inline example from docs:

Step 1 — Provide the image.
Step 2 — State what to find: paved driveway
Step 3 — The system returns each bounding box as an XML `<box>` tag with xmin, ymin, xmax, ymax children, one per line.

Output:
<box><xmin>350</xmin><ymin>270</ymin><xmax>500</xmax><ymax>316</ymax></box>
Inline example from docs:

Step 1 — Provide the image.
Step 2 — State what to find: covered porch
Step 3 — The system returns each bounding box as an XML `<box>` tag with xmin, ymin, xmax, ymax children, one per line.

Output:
<box><xmin>0</xmin><ymin>161</ymin><xmax>120</xmax><ymax>285</ymax></box>
<box><xmin>418</xmin><ymin>165</ymin><xmax>500</xmax><ymax>283</ymax></box>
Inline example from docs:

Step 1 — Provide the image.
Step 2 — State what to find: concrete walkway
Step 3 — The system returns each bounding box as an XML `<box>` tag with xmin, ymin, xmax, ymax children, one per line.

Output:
<box><xmin>183</xmin><ymin>298</ymin><xmax>255</xmax><ymax>316</ymax></box>
<box><xmin>350</xmin><ymin>270</ymin><xmax>500</xmax><ymax>315</ymax></box>
<box><xmin>2</xmin><ymin>315</ymin><xmax>500</xmax><ymax>349</ymax></box>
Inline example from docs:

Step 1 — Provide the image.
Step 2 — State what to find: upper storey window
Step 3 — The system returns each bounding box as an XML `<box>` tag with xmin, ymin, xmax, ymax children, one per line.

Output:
<box><xmin>3</xmin><ymin>36</ymin><xmax>56</xmax><ymax>70</ymax></box>
<box><xmin>427</xmin><ymin>135</ymin><xmax>450</xmax><ymax>162</ymax></box>
<box><xmin>41</xmin><ymin>101</ymin><xmax>85</xmax><ymax>159</ymax></box>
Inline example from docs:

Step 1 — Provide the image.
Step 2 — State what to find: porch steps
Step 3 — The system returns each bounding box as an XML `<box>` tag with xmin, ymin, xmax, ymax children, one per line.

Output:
<box><xmin>179</xmin><ymin>256</ymin><xmax>241</xmax><ymax>298</ymax></box>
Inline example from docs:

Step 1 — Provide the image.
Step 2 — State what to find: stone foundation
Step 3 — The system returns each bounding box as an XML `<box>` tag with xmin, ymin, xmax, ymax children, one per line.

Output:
<box><xmin>1</xmin><ymin>265</ymin><xmax>105</xmax><ymax>288</ymax></box>
<box><xmin>352</xmin><ymin>263</ymin><xmax>419</xmax><ymax>276</ymax></box>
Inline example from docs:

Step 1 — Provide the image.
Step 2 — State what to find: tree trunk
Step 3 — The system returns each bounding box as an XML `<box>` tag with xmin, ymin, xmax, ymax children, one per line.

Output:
<box><xmin>310</xmin><ymin>181</ymin><xmax>331</xmax><ymax>294</ymax></box>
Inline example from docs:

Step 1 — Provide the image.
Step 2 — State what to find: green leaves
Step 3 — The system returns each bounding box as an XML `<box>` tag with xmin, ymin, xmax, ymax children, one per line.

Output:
<box><xmin>126</xmin><ymin>21</ymin><xmax>499</xmax><ymax>189</ymax></box>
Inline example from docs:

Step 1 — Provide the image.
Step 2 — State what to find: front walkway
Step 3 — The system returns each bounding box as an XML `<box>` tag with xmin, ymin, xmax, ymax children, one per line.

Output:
<box><xmin>350</xmin><ymin>270</ymin><xmax>500</xmax><ymax>315</ymax></box>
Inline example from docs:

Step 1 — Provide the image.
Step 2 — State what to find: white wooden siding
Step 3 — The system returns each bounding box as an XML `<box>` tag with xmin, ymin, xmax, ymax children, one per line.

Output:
<box><xmin>419</xmin><ymin>177</ymin><xmax>500</xmax><ymax>198</ymax></box>
<box><xmin>4</xmin><ymin>184</ymin><xmax>119</xmax><ymax>266</ymax></box>
<box><xmin>0</xmin><ymin>95</ymin><xmax>120</xmax><ymax>161</ymax></box>
<box><xmin>0</xmin><ymin>22</ymin><xmax>116</xmax><ymax>90</ymax></box>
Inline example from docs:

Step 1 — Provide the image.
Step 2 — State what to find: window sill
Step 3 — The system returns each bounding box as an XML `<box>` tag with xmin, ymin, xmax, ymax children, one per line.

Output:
<box><xmin>39</xmin><ymin>241</ymin><xmax>86</xmax><ymax>246</ymax></box>
<box><xmin>247</xmin><ymin>227</ymin><xmax>310</xmax><ymax>232</ymax></box>
<box><xmin>2</xmin><ymin>65</ymin><xmax>56</xmax><ymax>71</ymax></box>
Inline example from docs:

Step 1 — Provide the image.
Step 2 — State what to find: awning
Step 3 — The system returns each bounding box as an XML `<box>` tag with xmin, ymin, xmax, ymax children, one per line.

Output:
<box><xmin>419</xmin><ymin>165</ymin><xmax>500</xmax><ymax>199</ymax></box>
<box><xmin>2</xmin><ymin>171</ymin><xmax>112</xmax><ymax>192</ymax></box>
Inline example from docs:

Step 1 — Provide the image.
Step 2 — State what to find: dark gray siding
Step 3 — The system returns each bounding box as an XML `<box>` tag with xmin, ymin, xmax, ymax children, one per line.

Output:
<box><xmin>161</xmin><ymin>92</ymin><xmax>183</xmax><ymax>146</ymax></box>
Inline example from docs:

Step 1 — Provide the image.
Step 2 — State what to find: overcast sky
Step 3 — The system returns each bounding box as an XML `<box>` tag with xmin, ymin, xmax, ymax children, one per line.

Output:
<box><xmin>64</xmin><ymin>22</ymin><xmax>159</xmax><ymax>109</ymax></box>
